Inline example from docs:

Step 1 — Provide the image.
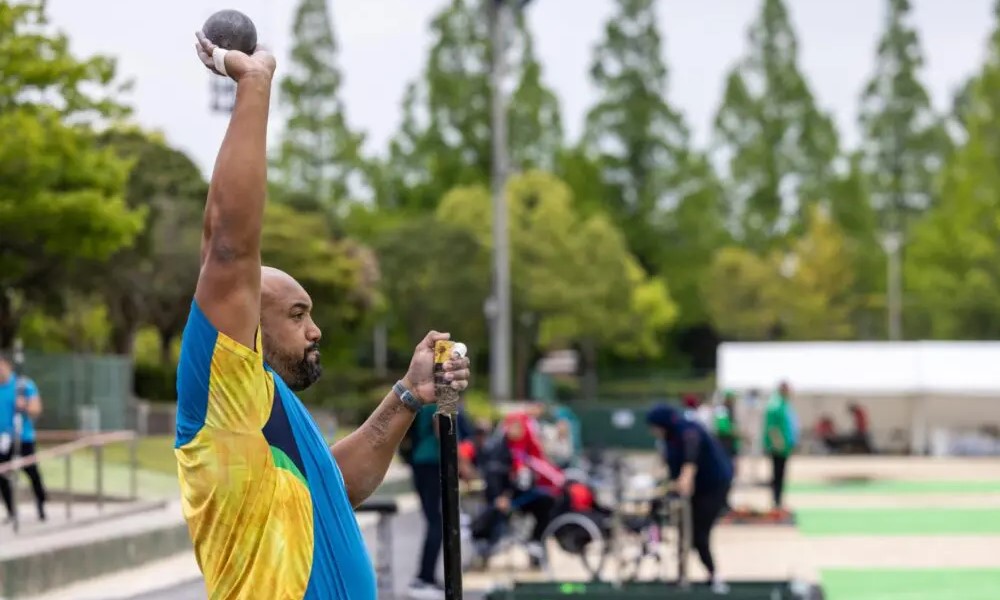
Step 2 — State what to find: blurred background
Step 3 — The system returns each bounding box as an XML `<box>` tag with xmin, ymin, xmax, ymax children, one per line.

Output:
<box><xmin>2</xmin><ymin>0</ymin><xmax>1000</xmax><ymax>598</ymax></box>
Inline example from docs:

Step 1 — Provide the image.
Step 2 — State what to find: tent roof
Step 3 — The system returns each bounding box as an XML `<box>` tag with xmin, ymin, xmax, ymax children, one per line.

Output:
<box><xmin>717</xmin><ymin>341</ymin><xmax>1000</xmax><ymax>396</ymax></box>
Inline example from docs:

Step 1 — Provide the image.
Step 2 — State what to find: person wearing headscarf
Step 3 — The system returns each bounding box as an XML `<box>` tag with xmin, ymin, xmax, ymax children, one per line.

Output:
<box><xmin>470</xmin><ymin>411</ymin><xmax>565</xmax><ymax>567</ymax></box>
<box><xmin>499</xmin><ymin>412</ymin><xmax>563</xmax><ymax>560</ymax></box>
<box><xmin>647</xmin><ymin>403</ymin><xmax>733</xmax><ymax>594</ymax></box>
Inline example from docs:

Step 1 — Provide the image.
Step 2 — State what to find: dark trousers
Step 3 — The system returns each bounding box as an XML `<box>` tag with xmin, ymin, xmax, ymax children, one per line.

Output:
<box><xmin>770</xmin><ymin>453</ymin><xmax>788</xmax><ymax>508</ymax></box>
<box><xmin>0</xmin><ymin>441</ymin><xmax>48</xmax><ymax>519</ymax></box>
<box><xmin>411</xmin><ymin>462</ymin><xmax>442</xmax><ymax>584</ymax></box>
<box><xmin>471</xmin><ymin>489</ymin><xmax>555</xmax><ymax>544</ymax></box>
<box><xmin>516</xmin><ymin>491</ymin><xmax>555</xmax><ymax>541</ymax></box>
<box><xmin>690</xmin><ymin>485</ymin><xmax>729</xmax><ymax>578</ymax></box>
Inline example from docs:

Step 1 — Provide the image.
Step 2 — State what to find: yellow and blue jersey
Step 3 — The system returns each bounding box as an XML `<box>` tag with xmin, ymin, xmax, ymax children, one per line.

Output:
<box><xmin>174</xmin><ymin>301</ymin><xmax>375</xmax><ymax>599</ymax></box>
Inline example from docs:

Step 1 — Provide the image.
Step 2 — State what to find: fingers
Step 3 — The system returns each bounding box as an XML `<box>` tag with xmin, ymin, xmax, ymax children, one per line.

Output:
<box><xmin>443</xmin><ymin>368</ymin><xmax>470</xmax><ymax>383</ymax></box>
<box><xmin>194</xmin><ymin>33</ymin><xmax>221</xmax><ymax>75</ymax></box>
<box><xmin>195</xmin><ymin>30</ymin><xmax>215</xmax><ymax>54</ymax></box>
<box><xmin>443</xmin><ymin>357</ymin><xmax>470</xmax><ymax>372</ymax></box>
<box><xmin>420</xmin><ymin>330</ymin><xmax>450</xmax><ymax>348</ymax></box>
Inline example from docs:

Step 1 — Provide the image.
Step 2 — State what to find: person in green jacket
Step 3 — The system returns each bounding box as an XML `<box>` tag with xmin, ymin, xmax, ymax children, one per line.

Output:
<box><xmin>715</xmin><ymin>391</ymin><xmax>740</xmax><ymax>462</ymax></box>
<box><xmin>763</xmin><ymin>381</ymin><xmax>798</xmax><ymax>510</ymax></box>
<box><xmin>715</xmin><ymin>390</ymin><xmax>740</xmax><ymax>510</ymax></box>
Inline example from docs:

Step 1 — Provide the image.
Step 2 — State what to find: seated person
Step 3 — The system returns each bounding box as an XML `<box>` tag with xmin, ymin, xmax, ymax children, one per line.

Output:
<box><xmin>816</xmin><ymin>414</ymin><xmax>838</xmax><ymax>453</ymax></box>
<box><xmin>471</xmin><ymin>412</ymin><xmax>564</xmax><ymax>565</ymax></box>
<box><xmin>847</xmin><ymin>403</ymin><xmax>874</xmax><ymax>454</ymax></box>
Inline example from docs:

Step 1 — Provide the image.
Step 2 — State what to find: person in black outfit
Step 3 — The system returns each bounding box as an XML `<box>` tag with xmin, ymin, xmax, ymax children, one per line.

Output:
<box><xmin>647</xmin><ymin>403</ymin><xmax>733</xmax><ymax>594</ymax></box>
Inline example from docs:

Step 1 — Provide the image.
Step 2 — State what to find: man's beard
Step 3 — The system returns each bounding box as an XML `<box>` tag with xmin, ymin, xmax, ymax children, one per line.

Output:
<box><xmin>264</xmin><ymin>340</ymin><xmax>322</xmax><ymax>392</ymax></box>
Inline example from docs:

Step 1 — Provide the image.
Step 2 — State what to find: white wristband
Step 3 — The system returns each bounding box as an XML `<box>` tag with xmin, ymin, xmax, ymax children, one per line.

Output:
<box><xmin>212</xmin><ymin>47</ymin><xmax>230</xmax><ymax>78</ymax></box>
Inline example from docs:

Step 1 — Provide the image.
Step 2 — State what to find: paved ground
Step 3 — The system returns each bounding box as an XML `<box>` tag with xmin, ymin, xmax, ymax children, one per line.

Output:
<box><xmin>15</xmin><ymin>454</ymin><xmax>1000</xmax><ymax>599</ymax></box>
<box><xmin>22</xmin><ymin>494</ymin><xmax>488</xmax><ymax>600</ymax></box>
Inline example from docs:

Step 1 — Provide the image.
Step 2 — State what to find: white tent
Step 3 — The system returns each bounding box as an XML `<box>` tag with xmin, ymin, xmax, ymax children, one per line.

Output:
<box><xmin>718</xmin><ymin>341</ymin><xmax>1000</xmax><ymax>397</ymax></box>
<box><xmin>716</xmin><ymin>341</ymin><xmax>1000</xmax><ymax>455</ymax></box>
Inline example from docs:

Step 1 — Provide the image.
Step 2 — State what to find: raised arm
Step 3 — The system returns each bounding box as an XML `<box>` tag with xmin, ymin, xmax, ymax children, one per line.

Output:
<box><xmin>192</xmin><ymin>33</ymin><xmax>277</xmax><ymax>348</ymax></box>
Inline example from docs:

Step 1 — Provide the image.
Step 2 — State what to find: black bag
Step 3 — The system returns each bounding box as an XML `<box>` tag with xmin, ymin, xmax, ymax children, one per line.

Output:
<box><xmin>398</xmin><ymin>421</ymin><xmax>420</xmax><ymax>465</ymax></box>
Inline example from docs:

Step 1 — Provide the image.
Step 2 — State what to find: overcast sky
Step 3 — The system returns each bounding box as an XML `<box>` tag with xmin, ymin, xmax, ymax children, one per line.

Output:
<box><xmin>45</xmin><ymin>0</ymin><xmax>995</xmax><ymax>175</ymax></box>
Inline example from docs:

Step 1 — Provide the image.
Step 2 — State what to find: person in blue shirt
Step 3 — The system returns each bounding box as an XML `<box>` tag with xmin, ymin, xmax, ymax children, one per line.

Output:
<box><xmin>647</xmin><ymin>403</ymin><xmax>732</xmax><ymax>594</ymax></box>
<box><xmin>549</xmin><ymin>403</ymin><xmax>582</xmax><ymax>469</ymax></box>
<box><xmin>0</xmin><ymin>353</ymin><xmax>48</xmax><ymax>522</ymax></box>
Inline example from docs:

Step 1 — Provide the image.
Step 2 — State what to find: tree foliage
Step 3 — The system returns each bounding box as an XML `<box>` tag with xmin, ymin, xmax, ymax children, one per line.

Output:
<box><xmin>713</xmin><ymin>0</ymin><xmax>839</xmax><ymax>249</ymax></box>
<box><xmin>703</xmin><ymin>247</ymin><xmax>781</xmax><ymax>341</ymax></box>
<box><xmin>0</xmin><ymin>0</ymin><xmax>143</xmax><ymax>349</ymax></box>
<box><xmin>437</xmin><ymin>171</ymin><xmax>677</xmax><ymax>395</ymax></box>
<box><xmin>88</xmin><ymin>128</ymin><xmax>206</xmax><ymax>355</ymax></box>
<box><xmin>778</xmin><ymin>206</ymin><xmax>857</xmax><ymax>340</ymax></box>
<box><xmin>858</xmin><ymin>0</ymin><xmax>951</xmax><ymax>231</ymax></box>
<box><xmin>386</xmin><ymin>0</ymin><xmax>561</xmax><ymax>212</ymax></box>
<box><xmin>906</xmin><ymin>12</ymin><xmax>1000</xmax><ymax>339</ymax></box>
<box><xmin>273</xmin><ymin>0</ymin><xmax>368</xmax><ymax>215</ymax></box>
<box><xmin>262</xmin><ymin>202</ymin><xmax>380</xmax><ymax>340</ymax></box>
<box><xmin>583</xmin><ymin>0</ymin><xmax>710</xmax><ymax>272</ymax></box>
<box><xmin>373</xmin><ymin>216</ymin><xmax>490</xmax><ymax>355</ymax></box>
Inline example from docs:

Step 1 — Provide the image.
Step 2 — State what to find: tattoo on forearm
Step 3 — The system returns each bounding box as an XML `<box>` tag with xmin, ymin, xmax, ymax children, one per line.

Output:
<box><xmin>364</xmin><ymin>398</ymin><xmax>403</xmax><ymax>449</ymax></box>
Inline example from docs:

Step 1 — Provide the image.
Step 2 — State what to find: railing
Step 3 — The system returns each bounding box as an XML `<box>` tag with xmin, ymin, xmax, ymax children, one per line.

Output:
<box><xmin>0</xmin><ymin>430</ymin><xmax>139</xmax><ymax>535</ymax></box>
<box><xmin>356</xmin><ymin>496</ymin><xmax>399</xmax><ymax>599</ymax></box>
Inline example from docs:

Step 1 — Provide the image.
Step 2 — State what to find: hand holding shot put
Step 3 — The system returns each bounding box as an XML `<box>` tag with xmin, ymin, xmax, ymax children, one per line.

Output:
<box><xmin>174</xmin><ymin>12</ymin><xmax>470</xmax><ymax>600</ymax></box>
<box><xmin>194</xmin><ymin>29</ymin><xmax>275</xmax><ymax>82</ymax></box>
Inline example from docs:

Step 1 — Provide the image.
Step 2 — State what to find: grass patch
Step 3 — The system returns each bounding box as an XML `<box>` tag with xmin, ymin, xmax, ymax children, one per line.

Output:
<box><xmin>31</xmin><ymin>424</ymin><xmax>362</xmax><ymax>500</ymax></box>
<box><xmin>797</xmin><ymin>508</ymin><xmax>1000</xmax><ymax>536</ymax></box>
<box><xmin>822</xmin><ymin>568</ymin><xmax>1000</xmax><ymax>600</ymax></box>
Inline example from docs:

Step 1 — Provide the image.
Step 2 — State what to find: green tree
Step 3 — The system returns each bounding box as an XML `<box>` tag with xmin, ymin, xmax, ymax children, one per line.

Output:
<box><xmin>261</xmin><ymin>202</ymin><xmax>380</xmax><ymax>359</ymax></box>
<box><xmin>858</xmin><ymin>0</ymin><xmax>951</xmax><ymax>233</ymax></box>
<box><xmin>777</xmin><ymin>206</ymin><xmax>857</xmax><ymax>340</ymax></box>
<box><xmin>0</xmin><ymin>0</ymin><xmax>143</xmax><ymax>349</ymax></box>
<box><xmin>950</xmin><ymin>77</ymin><xmax>975</xmax><ymax>143</ymax></box>
<box><xmin>656</xmin><ymin>156</ymin><xmax>730</xmax><ymax>328</ymax></box>
<box><xmin>713</xmin><ymin>0</ymin><xmax>839</xmax><ymax>250</ymax></box>
<box><xmin>438</xmin><ymin>171</ymin><xmax>676</xmax><ymax>398</ymax></box>
<box><xmin>825</xmin><ymin>152</ymin><xmax>885</xmax><ymax>338</ymax></box>
<box><xmin>507</xmin><ymin>23</ymin><xmax>563</xmax><ymax>172</ymax></box>
<box><xmin>583</xmin><ymin>0</ymin><xmax>715</xmax><ymax>273</ymax></box>
<box><xmin>703</xmin><ymin>247</ymin><xmax>781</xmax><ymax>341</ymax></box>
<box><xmin>89</xmin><ymin>129</ymin><xmax>207</xmax><ymax>356</ymax></box>
<box><xmin>274</xmin><ymin>0</ymin><xmax>368</xmax><ymax>215</ymax></box>
<box><xmin>906</xmin><ymin>9</ymin><xmax>1000</xmax><ymax>339</ymax></box>
<box><xmin>372</xmin><ymin>216</ymin><xmax>490</xmax><ymax>357</ymax></box>
<box><xmin>386</xmin><ymin>0</ymin><xmax>562</xmax><ymax>212</ymax></box>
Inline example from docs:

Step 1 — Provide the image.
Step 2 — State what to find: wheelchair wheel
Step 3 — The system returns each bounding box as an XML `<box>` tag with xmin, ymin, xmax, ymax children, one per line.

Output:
<box><xmin>541</xmin><ymin>512</ymin><xmax>609</xmax><ymax>580</ymax></box>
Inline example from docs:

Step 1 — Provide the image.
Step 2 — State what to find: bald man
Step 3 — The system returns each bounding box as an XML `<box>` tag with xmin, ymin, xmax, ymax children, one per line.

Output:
<box><xmin>176</xmin><ymin>35</ymin><xmax>470</xmax><ymax>600</ymax></box>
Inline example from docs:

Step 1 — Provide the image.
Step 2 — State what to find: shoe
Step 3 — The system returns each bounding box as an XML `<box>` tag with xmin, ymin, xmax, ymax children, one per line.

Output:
<box><xmin>406</xmin><ymin>579</ymin><xmax>445</xmax><ymax>600</ymax></box>
<box><xmin>711</xmin><ymin>577</ymin><xmax>730</xmax><ymax>594</ymax></box>
<box><xmin>526</xmin><ymin>541</ymin><xmax>545</xmax><ymax>569</ymax></box>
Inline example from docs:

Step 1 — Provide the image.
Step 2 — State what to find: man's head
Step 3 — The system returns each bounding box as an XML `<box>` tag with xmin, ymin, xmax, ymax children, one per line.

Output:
<box><xmin>646</xmin><ymin>403</ymin><xmax>681</xmax><ymax>440</ymax></box>
<box><xmin>0</xmin><ymin>353</ymin><xmax>11</xmax><ymax>382</ymax></box>
<box><xmin>260</xmin><ymin>266</ymin><xmax>322</xmax><ymax>391</ymax></box>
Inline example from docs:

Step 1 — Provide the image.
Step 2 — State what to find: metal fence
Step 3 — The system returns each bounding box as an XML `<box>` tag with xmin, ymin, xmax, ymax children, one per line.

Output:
<box><xmin>21</xmin><ymin>350</ymin><xmax>133</xmax><ymax>431</ymax></box>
